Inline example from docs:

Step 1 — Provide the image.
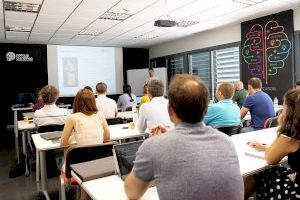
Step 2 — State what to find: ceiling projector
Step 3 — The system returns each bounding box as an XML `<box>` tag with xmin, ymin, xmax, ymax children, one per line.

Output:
<box><xmin>154</xmin><ymin>19</ymin><xmax>176</xmax><ymax>27</ymax></box>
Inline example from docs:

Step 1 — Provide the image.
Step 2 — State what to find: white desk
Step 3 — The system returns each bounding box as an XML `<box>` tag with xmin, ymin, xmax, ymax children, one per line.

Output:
<box><xmin>82</xmin><ymin>175</ymin><xmax>159</xmax><ymax>200</ymax></box>
<box><xmin>117</xmin><ymin>111</ymin><xmax>138</xmax><ymax>120</ymax></box>
<box><xmin>31</xmin><ymin>123</ymin><xmax>145</xmax><ymax>200</ymax></box>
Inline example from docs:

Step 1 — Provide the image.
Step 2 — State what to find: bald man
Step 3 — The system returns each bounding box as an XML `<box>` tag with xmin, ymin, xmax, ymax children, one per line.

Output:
<box><xmin>232</xmin><ymin>81</ymin><xmax>248</xmax><ymax>108</ymax></box>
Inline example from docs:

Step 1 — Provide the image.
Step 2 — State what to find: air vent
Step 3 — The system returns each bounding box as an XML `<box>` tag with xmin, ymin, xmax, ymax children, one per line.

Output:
<box><xmin>6</xmin><ymin>26</ymin><xmax>31</xmax><ymax>32</ymax></box>
<box><xmin>4</xmin><ymin>1</ymin><xmax>40</xmax><ymax>13</ymax></box>
<box><xmin>99</xmin><ymin>12</ymin><xmax>132</xmax><ymax>21</ymax></box>
<box><xmin>78</xmin><ymin>29</ymin><xmax>101</xmax><ymax>36</ymax></box>
<box><xmin>176</xmin><ymin>20</ymin><xmax>199</xmax><ymax>28</ymax></box>
<box><xmin>135</xmin><ymin>34</ymin><xmax>159</xmax><ymax>40</ymax></box>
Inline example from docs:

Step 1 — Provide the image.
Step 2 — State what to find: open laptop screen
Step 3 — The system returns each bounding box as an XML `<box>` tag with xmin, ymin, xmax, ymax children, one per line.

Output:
<box><xmin>113</xmin><ymin>140</ymin><xmax>144</xmax><ymax>178</ymax></box>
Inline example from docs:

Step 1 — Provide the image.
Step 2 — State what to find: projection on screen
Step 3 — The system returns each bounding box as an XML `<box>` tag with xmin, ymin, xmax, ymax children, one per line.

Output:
<box><xmin>48</xmin><ymin>45</ymin><xmax>119</xmax><ymax>97</ymax></box>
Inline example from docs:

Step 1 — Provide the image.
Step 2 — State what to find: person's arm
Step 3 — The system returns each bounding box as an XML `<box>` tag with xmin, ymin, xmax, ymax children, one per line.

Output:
<box><xmin>137</xmin><ymin>105</ymin><xmax>147</xmax><ymax>133</ymax></box>
<box><xmin>203</xmin><ymin>105</ymin><xmax>214</xmax><ymax>125</ymax></box>
<box><xmin>124</xmin><ymin>172</ymin><xmax>150</xmax><ymax>200</ymax></box>
<box><xmin>60</xmin><ymin>116</ymin><xmax>74</xmax><ymax>148</ymax></box>
<box><xmin>240</xmin><ymin>106</ymin><xmax>249</xmax><ymax>119</ymax></box>
<box><xmin>248</xmin><ymin>135</ymin><xmax>299</xmax><ymax>165</ymax></box>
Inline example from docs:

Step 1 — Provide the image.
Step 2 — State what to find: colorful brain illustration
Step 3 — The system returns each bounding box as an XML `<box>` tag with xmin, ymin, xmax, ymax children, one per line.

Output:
<box><xmin>242</xmin><ymin>20</ymin><xmax>291</xmax><ymax>84</ymax></box>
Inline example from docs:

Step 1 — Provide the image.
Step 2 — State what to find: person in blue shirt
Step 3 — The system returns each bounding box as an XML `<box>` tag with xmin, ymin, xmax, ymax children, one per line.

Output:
<box><xmin>204</xmin><ymin>82</ymin><xmax>240</xmax><ymax>127</ymax></box>
<box><xmin>241</xmin><ymin>77</ymin><xmax>275</xmax><ymax>130</ymax></box>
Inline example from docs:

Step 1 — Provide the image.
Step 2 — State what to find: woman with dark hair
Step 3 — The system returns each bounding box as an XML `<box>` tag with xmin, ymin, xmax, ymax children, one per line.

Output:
<box><xmin>117</xmin><ymin>84</ymin><xmax>137</xmax><ymax>111</ymax></box>
<box><xmin>247</xmin><ymin>88</ymin><xmax>300</xmax><ymax>199</ymax></box>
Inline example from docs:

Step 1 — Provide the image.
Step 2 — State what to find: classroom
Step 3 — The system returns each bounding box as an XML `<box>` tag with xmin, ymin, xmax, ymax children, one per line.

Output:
<box><xmin>0</xmin><ymin>0</ymin><xmax>300</xmax><ymax>200</ymax></box>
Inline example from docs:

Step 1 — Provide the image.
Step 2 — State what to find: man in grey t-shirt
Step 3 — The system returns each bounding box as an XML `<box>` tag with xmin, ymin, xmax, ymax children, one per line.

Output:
<box><xmin>124</xmin><ymin>74</ymin><xmax>244</xmax><ymax>200</ymax></box>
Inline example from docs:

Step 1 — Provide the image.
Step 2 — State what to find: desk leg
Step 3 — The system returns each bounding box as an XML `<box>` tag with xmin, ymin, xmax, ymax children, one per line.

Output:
<box><xmin>14</xmin><ymin>110</ymin><xmax>20</xmax><ymax>162</ymax></box>
<box><xmin>21</xmin><ymin>131</ymin><xmax>29</xmax><ymax>176</ymax></box>
<box><xmin>36</xmin><ymin>149</ymin><xmax>40</xmax><ymax>187</ymax></box>
<box><xmin>40</xmin><ymin>151</ymin><xmax>50</xmax><ymax>200</ymax></box>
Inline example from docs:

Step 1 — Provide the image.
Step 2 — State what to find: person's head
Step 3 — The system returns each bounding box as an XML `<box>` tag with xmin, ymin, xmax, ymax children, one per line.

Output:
<box><xmin>278</xmin><ymin>88</ymin><xmax>300</xmax><ymax>139</ymax></box>
<box><xmin>148</xmin><ymin>68</ymin><xmax>154</xmax><ymax>78</ymax></box>
<box><xmin>40</xmin><ymin>85</ymin><xmax>59</xmax><ymax>105</ymax></box>
<box><xmin>96</xmin><ymin>82</ymin><xmax>107</xmax><ymax>95</ymax></box>
<box><xmin>234</xmin><ymin>81</ymin><xmax>244</xmax><ymax>91</ymax></box>
<box><xmin>248</xmin><ymin>77</ymin><xmax>262</xmax><ymax>95</ymax></box>
<box><xmin>72</xmin><ymin>88</ymin><xmax>98</xmax><ymax>115</ymax></box>
<box><xmin>215</xmin><ymin>82</ymin><xmax>234</xmax><ymax>101</ymax></box>
<box><xmin>83</xmin><ymin>86</ymin><xmax>93</xmax><ymax>93</ymax></box>
<box><xmin>295</xmin><ymin>80</ymin><xmax>300</xmax><ymax>88</ymax></box>
<box><xmin>123</xmin><ymin>84</ymin><xmax>132</xmax><ymax>94</ymax></box>
<box><xmin>168</xmin><ymin>74</ymin><xmax>209</xmax><ymax>124</ymax></box>
<box><xmin>147</xmin><ymin>79</ymin><xmax>164</xmax><ymax>99</ymax></box>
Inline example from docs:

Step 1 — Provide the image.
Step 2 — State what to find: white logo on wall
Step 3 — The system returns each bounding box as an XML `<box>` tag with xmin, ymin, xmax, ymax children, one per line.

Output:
<box><xmin>6</xmin><ymin>51</ymin><xmax>33</xmax><ymax>62</ymax></box>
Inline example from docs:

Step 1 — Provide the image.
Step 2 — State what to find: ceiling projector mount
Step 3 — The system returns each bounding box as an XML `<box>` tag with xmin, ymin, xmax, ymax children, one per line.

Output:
<box><xmin>154</xmin><ymin>0</ymin><xmax>176</xmax><ymax>27</ymax></box>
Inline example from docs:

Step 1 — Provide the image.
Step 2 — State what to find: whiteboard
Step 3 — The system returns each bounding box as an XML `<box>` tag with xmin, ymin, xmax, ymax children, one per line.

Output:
<box><xmin>127</xmin><ymin>68</ymin><xmax>168</xmax><ymax>96</ymax></box>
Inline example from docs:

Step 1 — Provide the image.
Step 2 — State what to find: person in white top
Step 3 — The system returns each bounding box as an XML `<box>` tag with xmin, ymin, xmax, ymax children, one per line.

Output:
<box><xmin>137</xmin><ymin>79</ymin><xmax>173</xmax><ymax>133</ymax></box>
<box><xmin>146</xmin><ymin>67</ymin><xmax>158</xmax><ymax>84</ymax></box>
<box><xmin>117</xmin><ymin>84</ymin><xmax>137</xmax><ymax>111</ymax></box>
<box><xmin>95</xmin><ymin>82</ymin><xmax>118</xmax><ymax>118</ymax></box>
<box><xmin>33</xmin><ymin>85</ymin><xmax>69</xmax><ymax>127</ymax></box>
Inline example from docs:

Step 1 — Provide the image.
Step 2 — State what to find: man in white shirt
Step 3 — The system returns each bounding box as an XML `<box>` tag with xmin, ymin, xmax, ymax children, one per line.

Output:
<box><xmin>95</xmin><ymin>82</ymin><xmax>118</xmax><ymax>118</ymax></box>
<box><xmin>137</xmin><ymin>79</ymin><xmax>172</xmax><ymax>133</ymax></box>
<box><xmin>34</xmin><ymin>85</ymin><xmax>69</xmax><ymax>127</ymax></box>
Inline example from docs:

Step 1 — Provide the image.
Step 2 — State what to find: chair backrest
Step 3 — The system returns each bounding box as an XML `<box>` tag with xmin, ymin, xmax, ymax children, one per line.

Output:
<box><xmin>106</xmin><ymin>117</ymin><xmax>123</xmax><ymax>125</ymax></box>
<box><xmin>216</xmin><ymin>125</ymin><xmax>241</xmax><ymax>136</ymax></box>
<box><xmin>37</xmin><ymin>124</ymin><xmax>65</xmax><ymax>133</ymax></box>
<box><xmin>64</xmin><ymin>142</ymin><xmax>117</xmax><ymax>178</ymax></box>
<box><xmin>263</xmin><ymin>117</ymin><xmax>279</xmax><ymax>129</ymax></box>
<box><xmin>125</xmin><ymin>107</ymin><xmax>132</xmax><ymax>111</ymax></box>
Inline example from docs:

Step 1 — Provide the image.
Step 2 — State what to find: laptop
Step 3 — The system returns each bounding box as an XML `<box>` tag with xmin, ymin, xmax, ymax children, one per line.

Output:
<box><xmin>40</xmin><ymin>131</ymin><xmax>62</xmax><ymax>140</ymax></box>
<box><xmin>113</xmin><ymin>140</ymin><xmax>156</xmax><ymax>187</ymax></box>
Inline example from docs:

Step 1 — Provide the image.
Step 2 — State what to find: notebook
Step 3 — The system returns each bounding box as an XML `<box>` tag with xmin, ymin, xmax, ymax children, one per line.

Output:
<box><xmin>40</xmin><ymin>131</ymin><xmax>62</xmax><ymax>140</ymax></box>
<box><xmin>113</xmin><ymin>140</ymin><xmax>156</xmax><ymax>187</ymax></box>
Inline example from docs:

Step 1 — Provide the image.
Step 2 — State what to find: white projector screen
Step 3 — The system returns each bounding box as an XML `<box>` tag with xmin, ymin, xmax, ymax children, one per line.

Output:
<box><xmin>47</xmin><ymin>45</ymin><xmax>123</xmax><ymax>97</ymax></box>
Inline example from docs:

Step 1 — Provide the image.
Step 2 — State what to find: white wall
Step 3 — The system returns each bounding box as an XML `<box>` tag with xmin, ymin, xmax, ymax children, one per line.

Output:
<box><xmin>150</xmin><ymin>8</ymin><xmax>300</xmax><ymax>59</ymax></box>
<box><xmin>115</xmin><ymin>48</ymin><xmax>123</xmax><ymax>94</ymax></box>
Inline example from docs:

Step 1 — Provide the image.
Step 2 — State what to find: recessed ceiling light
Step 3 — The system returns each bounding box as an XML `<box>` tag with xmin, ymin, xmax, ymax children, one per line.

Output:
<box><xmin>135</xmin><ymin>34</ymin><xmax>159</xmax><ymax>40</ymax></box>
<box><xmin>6</xmin><ymin>26</ymin><xmax>31</xmax><ymax>32</ymax></box>
<box><xmin>99</xmin><ymin>12</ymin><xmax>132</xmax><ymax>21</ymax></box>
<box><xmin>232</xmin><ymin>0</ymin><xmax>268</xmax><ymax>6</ymax></box>
<box><xmin>176</xmin><ymin>20</ymin><xmax>199</xmax><ymax>28</ymax></box>
<box><xmin>78</xmin><ymin>29</ymin><xmax>101</xmax><ymax>36</ymax></box>
<box><xmin>4</xmin><ymin>1</ymin><xmax>41</xmax><ymax>13</ymax></box>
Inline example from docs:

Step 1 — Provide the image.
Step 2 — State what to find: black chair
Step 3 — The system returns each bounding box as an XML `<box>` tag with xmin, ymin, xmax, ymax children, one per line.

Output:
<box><xmin>60</xmin><ymin>142</ymin><xmax>117</xmax><ymax>200</ymax></box>
<box><xmin>37</xmin><ymin>124</ymin><xmax>65</xmax><ymax>133</ymax></box>
<box><xmin>106</xmin><ymin>117</ymin><xmax>124</xmax><ymax>125</ymax></box>
<box><xmin>263</xmin><ymin>117</ymin><xmax>278</xmax><ymax>129</ymax></box>
<box><xmin>215</xmin><ymin>125</ymin><xmax>241</xmax><ymax>136</ymax></box>
<box><xmin>125</xmin><ymin>107</ymin><xmax>132</xmax><ymax>111</ymax></box>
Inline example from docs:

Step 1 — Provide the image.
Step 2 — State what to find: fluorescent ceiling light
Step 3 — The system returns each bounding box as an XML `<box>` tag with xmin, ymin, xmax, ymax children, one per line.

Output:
<box><xmin>6</xmin><ymin>26</ymin><xmax>31</xmax><ymax>32</ymax></box>
<box><xmin>78</xmin><ymin>29</ymin><xmax>101</xmax><ymax>36</ymax></box>
<box><xmin>99</xmin><ymin>12</ymin><xmax>132</xmax><ymax>21</ymax></box>
<box><xmin>4</xmin><ymin>1</ymin><xmax>40</xmax><ymax>13</ymax></box>
<box><xmin>176</xmin><ymin>20</ymin><xmax>199</xmax><ymax>28</ymax></box>
<box><xmin>232</xmin><ymin>0</ymin><xmax>268</xmax><ymax>6</ymax></box>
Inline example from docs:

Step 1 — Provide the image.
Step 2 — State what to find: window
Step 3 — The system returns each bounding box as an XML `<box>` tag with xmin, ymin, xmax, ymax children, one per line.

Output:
<box><xmin>188</xmin><ymin>52</ymin><xmax>212</xmax><ymax>96</ymax></box>
<box><xmin>167</xmin><ymin>56</ymin><xmax>184</xmax><ymax>75</ymax></box>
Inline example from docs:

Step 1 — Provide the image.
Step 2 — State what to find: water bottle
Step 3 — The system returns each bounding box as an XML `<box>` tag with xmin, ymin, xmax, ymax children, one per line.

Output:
<box><xmin>273</xmin><ymin>97</ymin><xmax>278</xmax><ymax>107</ymax></box>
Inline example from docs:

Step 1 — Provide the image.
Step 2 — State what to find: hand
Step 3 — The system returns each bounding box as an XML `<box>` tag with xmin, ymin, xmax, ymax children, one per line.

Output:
<box><xmin>247</xmin><ymin>141</ymin><xmax>267</xmax><ymax>151</ymax></box>
<box><xmin>149</xmin><ymin>124</ymin><xmax>169</xmax><ymax>136</ymax></box>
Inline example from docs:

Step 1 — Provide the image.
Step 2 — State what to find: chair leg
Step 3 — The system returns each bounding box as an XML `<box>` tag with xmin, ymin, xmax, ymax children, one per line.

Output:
<box><xmin>59</xmin><ymin>176</ymin><xmax>66</xmax><ymax>200</ymax></box>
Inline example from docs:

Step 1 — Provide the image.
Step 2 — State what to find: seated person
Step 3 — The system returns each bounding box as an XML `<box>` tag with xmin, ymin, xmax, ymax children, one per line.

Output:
<box><xmin>117</xmin><ymin>84</ymin><xmax>137</xmax><ymax>111</ymax></box>
<box><xmin>232</xmin><ymin>81</ymin><xmax>248</xmax><ymax>108</ymax></box>
<box><xmin>246</xmin><ymin>88</ymin><xmax>300</xmax><ymax>199</ymax></box>
<box><xmin>241</xmin><ymin>77</ymin><xmax>275</xmax><ymax>130</ymax></box>
<box><xmin>32</xmin><ymin>88</ymin><xmax>44</xmax><ymax>111</ymax></box>
<box><xmin>139</xmin><ymin>84</ymin><xmax>150</xmax><ymax>106</ymax></box>
<box><xmin>95</xmin><ymin>82</ymin><xmax>118</xmax><ymax>119</ymax></box>
<box><xmin>295</xmin><ymin>80</ymin><xmax>300</xmax><ymax>88</ymax></box>
<box><xmin>124</xmin><ymin>74</ymin><xmax>243</xmax><ymax>200</ymax></box>
<box><xmin>33</xmin><ymin>85</ymin><xmax>69</xmax><ymax>127</ymax></box>
<box><xmin>204</xmin><ymin>82</ymin><xmax>240</xmax><ymax>127</ymax></box>
<box><xmin>137</xmin><ymin>79</ymin><xmax>172</xmax><ymax>133</ymax></box>
<box><xmin>60</xmin><ymin>88</ymin><xmax>110</xmax><ymax>200</ymax></box>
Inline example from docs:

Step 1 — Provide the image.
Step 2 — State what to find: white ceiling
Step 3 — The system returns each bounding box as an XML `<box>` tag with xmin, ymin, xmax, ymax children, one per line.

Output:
<box><xmin>0</xmin><ymin>0</ymin><xmax>299</xmax><ymax>47</ymax></box>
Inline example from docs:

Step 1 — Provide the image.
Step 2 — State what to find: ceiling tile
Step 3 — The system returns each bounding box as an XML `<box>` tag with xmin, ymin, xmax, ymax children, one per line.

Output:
<box><xmin>36</xmin><ymin>14</ymin><xmax>68</xmax><ymax>24</ymax></box>
<box><xmin>7</xmin><ymin>0</ymin><xmax>43</xmax><ymax>4</ymax></box>
<box><xmin>110</xmin><ymin>0</ymin><xmax>157</xmax><ymax>13</ymax></box>
<box><xmin>5</xmin><ymin>19</ymin><xmax>35</xmax><ymax>27</ymax></box>
<box><xmin>6</xmin><ymin>31</ymin><xmax>29</xmax><ymax>38</ymax></box>
<box><xmin>5</xmin><ymin>11</ymin><xmax>37</xmax><ymax>21</ymax></box>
